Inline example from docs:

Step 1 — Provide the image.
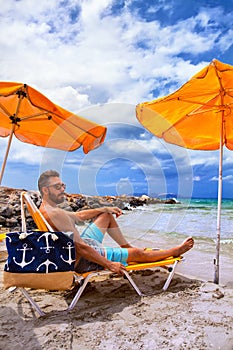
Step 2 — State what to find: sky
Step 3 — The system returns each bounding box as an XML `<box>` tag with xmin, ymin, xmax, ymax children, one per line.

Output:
<box><xmin>0</xmin><ymin>0</ymin><xmax>233</xmax><ymax>199</ymax></box>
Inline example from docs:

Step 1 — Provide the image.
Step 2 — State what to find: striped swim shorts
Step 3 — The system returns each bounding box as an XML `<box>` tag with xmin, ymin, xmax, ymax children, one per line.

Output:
<box><xmin>75</xmin><ymin>222</ymin><xmax>128</xmax><ymax>273</ymax></box>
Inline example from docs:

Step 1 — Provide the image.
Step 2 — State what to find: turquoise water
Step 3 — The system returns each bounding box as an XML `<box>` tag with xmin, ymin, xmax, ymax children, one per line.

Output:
<box><xmin>105</xmin><ymin>198</ymin><xmax>233</xmax><ymax>287</ymax></box>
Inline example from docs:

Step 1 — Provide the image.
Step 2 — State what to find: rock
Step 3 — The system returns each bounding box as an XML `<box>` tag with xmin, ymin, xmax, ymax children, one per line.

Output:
<box><xmin>140</xmin><ymin>195</ymin><xmax>150</xmax><ymax>201</ymax></box>
<box><xmin>0</xmin><ymin>187</ymin><xmax>180</xmax><ymax>231</ymax></box>
<box><xmin>6</xmin><ymin>217</ymin><xmax>19</xmax><ymax>227</ymax></box>
<box><xmin>0</xmin><ymin>205</ymin><xmax>14</xmax><ymax>218</ymax></box>
<box><xmin>0</xmin><ymin>216</ymin><xmax>6</xmax><ymax>225</ymax></box>
<box><xmin>164</xmin><ymin>198</ymin><xmax>178</xmax><ymax>204</ymax></box>
<box><xmin>212</xmin><ymin>288</ymin><xmax>225</xmax><ymax>299</ymax></box>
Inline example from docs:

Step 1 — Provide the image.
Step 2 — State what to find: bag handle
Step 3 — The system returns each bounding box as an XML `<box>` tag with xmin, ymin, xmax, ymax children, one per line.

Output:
<box><xmin>21</xmin><ymin>192</ymin><xmax>27</xmax><ymax>232</ymax></box>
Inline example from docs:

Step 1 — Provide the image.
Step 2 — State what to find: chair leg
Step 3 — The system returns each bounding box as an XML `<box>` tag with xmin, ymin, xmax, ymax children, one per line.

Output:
<box><xmin>68</xmin><ymin>271</ymin><xmax>111</xmax><ymax>311</ymax></box>
<box><xmin>123</xmin><ymin>270</ymin><xmax>143</xmax><ymax>296</ymax></box>
<box><xmin>18</xmin><ymin>288</ymin><xmax>46</xmax><ymax>317</ymax></box>
<box><xmin>162</xmin><ymin>260</ymin><xmax>179</xmax><ymax>291</ymax></box>
<box><xmin>9</xmin><ymin>261</ymin><xmax>180</xmax><ymax>316</ymax></box>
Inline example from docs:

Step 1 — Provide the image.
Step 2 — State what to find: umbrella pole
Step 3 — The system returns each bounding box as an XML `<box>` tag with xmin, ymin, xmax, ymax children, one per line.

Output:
<box><xmin>0</xmin><ymin>125</ymin><xmax>15</xmax><ymax>186</ymax></box>
<box><xmin>214</xmin><ymin>130</ymin><xmax>223</xmax><ymax>284</ymax></box>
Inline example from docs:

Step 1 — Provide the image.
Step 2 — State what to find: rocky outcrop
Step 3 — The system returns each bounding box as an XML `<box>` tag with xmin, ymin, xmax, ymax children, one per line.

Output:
<box><xmin>0</xmin><ymin>187</ymin><xmax>179</xmax><ymax>231</ymax></box>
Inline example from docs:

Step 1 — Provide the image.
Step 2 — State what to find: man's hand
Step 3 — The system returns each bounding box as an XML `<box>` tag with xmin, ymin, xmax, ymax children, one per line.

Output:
<box><xmin>120</xmin><ymin>243</ymin><xmax>133</xmax><ymax>248</ymax></box>
<box><xmin>105</xmin><ymin>261</ymin><xmax>126</xmax><ymax>275</ymax></box>
<box><xmin>102</xmin><ymin>206</ymin><xmax>122</xmax><ymax>217</ymax></box>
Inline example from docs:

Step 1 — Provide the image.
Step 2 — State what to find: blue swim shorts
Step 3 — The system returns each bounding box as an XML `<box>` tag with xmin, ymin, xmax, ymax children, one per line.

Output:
<box><xmin>75</xmin><ymin>222</ymin><xmax>129</xmax><ymax>273</ymax></box>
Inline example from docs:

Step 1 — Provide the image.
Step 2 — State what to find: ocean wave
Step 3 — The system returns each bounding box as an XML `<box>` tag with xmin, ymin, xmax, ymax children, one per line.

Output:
<box><xmin>221</xmin><ymin>238</ymin><xmax>233</xmax><ymax>245</ymax></box>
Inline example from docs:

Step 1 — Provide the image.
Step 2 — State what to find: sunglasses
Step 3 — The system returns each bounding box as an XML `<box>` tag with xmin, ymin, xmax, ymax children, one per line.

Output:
<box><xmin>46</xmin><ymin>182</ymin><xmax>66</xmax><ymax>190</ymax></box>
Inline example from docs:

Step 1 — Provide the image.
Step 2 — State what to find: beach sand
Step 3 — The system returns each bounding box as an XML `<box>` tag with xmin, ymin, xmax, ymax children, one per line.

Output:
<box><xmin>0</xmin><ymin>248</ymin><xmax>232</xmax><ymax>350</ymax></box>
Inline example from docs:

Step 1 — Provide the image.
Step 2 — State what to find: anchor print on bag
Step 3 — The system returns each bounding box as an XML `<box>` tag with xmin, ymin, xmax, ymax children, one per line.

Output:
<box><xmin>37</xmin><ymin>259</ymin><xmax>58</xmax><ymax>273</ymax></box>
<box><xmin>13</xmin><ymin>243</ymin><xmax>35</xmax><ymax>269</ymax></box>
<box><xmin>4</xmin><ymin>231</ymin><xmax>76</xmax><ymax>274</ymax></box>
<box><xmin>60</xmin><ymin>242</ymin><xmax>76</xmax><ymax>265</ymax></box>
<box><xmin>37</xmin><ymin>231</ymin><xmax>56</xmax><ymax>253</ymax></box>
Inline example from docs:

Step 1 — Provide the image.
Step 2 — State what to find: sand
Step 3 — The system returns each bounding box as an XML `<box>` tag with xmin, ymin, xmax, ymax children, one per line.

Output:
<box><xmin>0</xmin><ymin>247</ymin><xmax>232</xmax><ymax>350</ymax></box>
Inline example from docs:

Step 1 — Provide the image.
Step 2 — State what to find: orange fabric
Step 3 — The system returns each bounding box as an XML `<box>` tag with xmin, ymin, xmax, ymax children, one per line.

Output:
<box><xmin>136</xmin><ymin>59</ymin><xmax>233</xmax><ymax>150</ymax></box>
<box><xmin>0</xmin><ymin>82</ymin><xmax>107</xmax><ymax>153</ymax></box>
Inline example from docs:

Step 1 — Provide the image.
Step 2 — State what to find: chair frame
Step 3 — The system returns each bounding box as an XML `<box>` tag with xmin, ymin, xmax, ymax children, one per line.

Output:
<box><xmin>7</xmin><ymin>191</ymin><xmax>183</xmax><ymax>316</ymax></box>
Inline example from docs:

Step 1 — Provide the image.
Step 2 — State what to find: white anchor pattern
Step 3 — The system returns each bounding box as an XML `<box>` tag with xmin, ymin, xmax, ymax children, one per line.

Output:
<box><xmin>37</xmin><ymin>259</ymin><xmax>58</xmax><ymax>273</ymax></box>
<box><xmin>60</xmin><ymin>242</ymin><xmax>76</xmax><ymax>265</ymax></box>
<box><xmin>37</xmin><ymin>231</ymin><xmax>55</xmax><ymax>253</ymax></box>
<box><xmin>13</xmin><ymin>243</ymin><xmax>35</xmax><ymax>268</ymax></box>
<box><xmin>4</xmin><ymin>231</ymin><xmax>75</xmax><ymax>273</ymax></box>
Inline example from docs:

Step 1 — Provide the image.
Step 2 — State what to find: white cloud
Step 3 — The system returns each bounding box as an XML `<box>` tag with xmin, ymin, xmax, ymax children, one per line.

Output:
<box><xmin>188</xmin><ymin>148</ymin><xmax>233</xmax><ymax>168</ymax></box>
<box><xmin>42</xmin><ymin>86</ymin><xmax>91</xmax><ymax>111</ymax></box>
<box><xmin>0</xmin><ymin>0</ymin><xmax>230</xmax><ymax>112</ymax></box>
<box><xmin>0</xmin><ymin>0</ymin><xmax>232</xmax><ymax>195</ymax></box>
<box><xmin>0</xmin><ymin>137</ymin><xmax>43</xmax><ymax>165</ymax></box>
<box><xmin>193</xmin><ymin>176</ymin><xmax>201</xmax><ymax>181</ymax></box>
<box><xmin>211</xmin><ymin>175</ymin><xmax>233</xmax><ymax>182</ymax></box>
<box><xmin>223</xmin><ymin>175</ymin><xmax>233</xmax><ymax>182</ymax></box>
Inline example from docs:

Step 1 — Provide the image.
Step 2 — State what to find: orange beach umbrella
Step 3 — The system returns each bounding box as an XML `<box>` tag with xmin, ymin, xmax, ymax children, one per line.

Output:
<box><xmin>136</xmin><ymin>59</ymin><xmax>233</xmax><ymax>284</ymax></box>
<box><xmin>0</xmin><ymin>82</ymin><xmax>107</xmax><ymax>184</ymax></box>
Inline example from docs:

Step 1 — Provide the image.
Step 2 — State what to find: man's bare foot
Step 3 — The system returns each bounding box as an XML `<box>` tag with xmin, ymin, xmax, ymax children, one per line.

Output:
<box><xmin>174</xmin><ymin>237</ymin><xmax>194</xmax><ymax>257</ymax></box>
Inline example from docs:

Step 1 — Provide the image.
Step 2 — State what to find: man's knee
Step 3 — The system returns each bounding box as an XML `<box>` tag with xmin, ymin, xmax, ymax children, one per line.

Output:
<box><xmin>94</xmin><ymin>212</ymin><xmax>112</xmax><ymax>226</ymax></box>
<box><xmin>99</xmin><ymin>212</ymin><xmax>112</xmax><ymax>221</ymax></box>
<box><xmin>127</xmin><ymin>247</ymin><xmax>145</xmax><ymax>261</ymax></box>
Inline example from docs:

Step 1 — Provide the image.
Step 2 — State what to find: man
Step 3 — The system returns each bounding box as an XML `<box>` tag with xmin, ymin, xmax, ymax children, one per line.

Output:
<box><xmin>38</xmin><ymin>170</ymin><xmax>194</xmax><ymax>275</ymax></box>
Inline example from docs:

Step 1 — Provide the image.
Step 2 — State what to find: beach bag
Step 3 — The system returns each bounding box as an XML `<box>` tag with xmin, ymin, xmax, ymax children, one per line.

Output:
<box><xmin>3</xmin><ymin>201</ymin><xmax>76</xmax><ymax>290</ymax></box>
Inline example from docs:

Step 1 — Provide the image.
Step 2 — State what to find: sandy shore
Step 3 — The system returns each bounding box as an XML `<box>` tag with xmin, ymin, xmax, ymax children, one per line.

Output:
<box><xmin>0</xmin><ymin>246</ymin><xmax>232</xmax><ymax>350</ymax></box>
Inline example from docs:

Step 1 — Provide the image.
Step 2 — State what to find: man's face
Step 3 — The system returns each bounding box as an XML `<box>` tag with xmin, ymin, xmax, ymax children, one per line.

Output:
<box><xmin>44</xmin><ymin>176</ymin><xmax>66</xmax><ymax>204</ymax></box>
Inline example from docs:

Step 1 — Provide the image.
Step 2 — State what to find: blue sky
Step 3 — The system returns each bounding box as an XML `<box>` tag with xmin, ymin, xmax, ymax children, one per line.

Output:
<box><xmin>0</xmin><ymin>0</ymin><xmax>233</xmax><ymax>199</ymax></box>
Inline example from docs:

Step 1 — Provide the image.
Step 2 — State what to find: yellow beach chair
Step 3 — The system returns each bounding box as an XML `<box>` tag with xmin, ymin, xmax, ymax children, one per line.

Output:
<box><xmin>0</xmin><ymin>231</ymin><xmax>8</xmax><ymax>262</ymax></box>
<box><xmin>0</xmin><ymin>232</ymin><xmax>7</xmax><ymax>241</ymax></box>
<box><xmin>5</xmin><ymin>191</ymin><xmax>183</xmax><ymax>316</ymax></box>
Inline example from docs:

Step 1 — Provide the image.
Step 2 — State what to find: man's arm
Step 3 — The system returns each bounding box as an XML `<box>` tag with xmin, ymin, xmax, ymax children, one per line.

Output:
<box><xmin>46</xmin><ymin>207</ymin><xmax>126</xmax><ymax>275</ymax></box>
<box><xmin>72</xmin><ymin>206</ymin><xmax>122</xmax><ymax>223</ymax></box>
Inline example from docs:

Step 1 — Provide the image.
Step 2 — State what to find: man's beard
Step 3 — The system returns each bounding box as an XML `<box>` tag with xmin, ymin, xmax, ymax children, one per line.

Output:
<box><xmin>48</xmin><ymin>190</ymin><xmax>65</xmax><ymax>204</ymax></box>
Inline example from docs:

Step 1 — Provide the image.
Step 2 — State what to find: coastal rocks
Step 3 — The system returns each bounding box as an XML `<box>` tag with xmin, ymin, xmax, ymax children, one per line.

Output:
<box><xmin>199</xmin><ymin>283</ymin><xmax>225</xmax><ymax>299</ymax></box>
<box><xmin>0</xmin><ymin>186</ymin><xmax>179</xmax><ymax>231</ymax></box>
<box><xmin>0</xmin><ymin>187</ymin><xmax>38</xmax><ymax>231</ymax></box>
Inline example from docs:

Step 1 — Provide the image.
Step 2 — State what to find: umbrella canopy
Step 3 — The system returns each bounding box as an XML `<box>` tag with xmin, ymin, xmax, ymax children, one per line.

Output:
<box><xmin>0</xmin><ymin>82</ymin><xmax>107</xmax><ymax>183</ymax></box>
<box><xmin>136</xmin><ymin>58</ymin><xmax>233</xmax><ymax>284</ymax></box>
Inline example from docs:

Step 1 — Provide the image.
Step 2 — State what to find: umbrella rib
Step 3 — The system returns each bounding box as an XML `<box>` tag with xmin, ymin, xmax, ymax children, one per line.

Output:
<box><xmin>160</xmin><ymin>102</ymin><xmax>227</xmax><ymax>137</ymax></box>
<box><xmin>23</xmin><ymin>85</ymin><xmax>104</xmax><ymax>138</ymax></box>
<box><xmin>21</xmin><ymin>98</ymin><xmax>101</xmax><ymax>138</ymax></box>
<box><xmin>51</xmin><ymin>117</ymin><xmax>90</xmax><ymax>141</ymax></box>
<box><xmin>174</xmin><ymin>97</ymin><xmax>219</xmax><ymax>107</ymax></box>
<box><xmin>19</xmin><ymin>112</ymin><xmax>52</xmax><ymax>121</ymax></box>
<box><xmin>14</xmin><ymin>107</ymin><xmax>101</xmax><ymax>139</ymax></box>
<box><xmin>0</xmin><ymin>102</ymin><xmax>12</xmax><ymax>117</ymax></box>
<box><xmin>16</xmin><ymin>108</ymin><xmax>98</xmax><ymax>142</ymax></box>
<box><xmin>19</xmin><ymin>111</ymin><xmax>99</xmax><ymax>139</ymax></box>
<box><xmin>51</xmin><ymin>112</ymin><xmax>102</xmax><ymax>138</ymax></box>
<box><xmin>188</xmin><ymin>107</ymin><xmax>224</xmax><ymax>116</ymax></box>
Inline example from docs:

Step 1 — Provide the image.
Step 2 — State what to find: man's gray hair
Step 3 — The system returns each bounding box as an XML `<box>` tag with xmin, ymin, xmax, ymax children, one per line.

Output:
<box><xmin>38</xmin><ymin>170</ymin><xmax>60</xmax><ymax>195</ymax></box>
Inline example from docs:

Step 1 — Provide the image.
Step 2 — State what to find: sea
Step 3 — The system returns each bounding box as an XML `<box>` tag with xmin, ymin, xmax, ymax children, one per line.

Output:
<box><xmin>104</xmin><ymin>198</ymin><xmax>233</xmax><ymax>288</ymax></box>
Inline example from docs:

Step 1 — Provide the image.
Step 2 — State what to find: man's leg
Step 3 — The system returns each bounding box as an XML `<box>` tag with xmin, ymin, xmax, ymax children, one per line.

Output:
<box><xmin>93</xmin><ymin>213</ymin><xmax>194</xmax><ymax>263</ymax></box>
<box><xmin>126</xmin><ymin>237</ymin><xmax>194</xmax><ymax>263</ymax></box>
<box><xmin>93</xmin><ymin>212</ymin><xmax>132</xmax><ymax>247</ymax></box>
